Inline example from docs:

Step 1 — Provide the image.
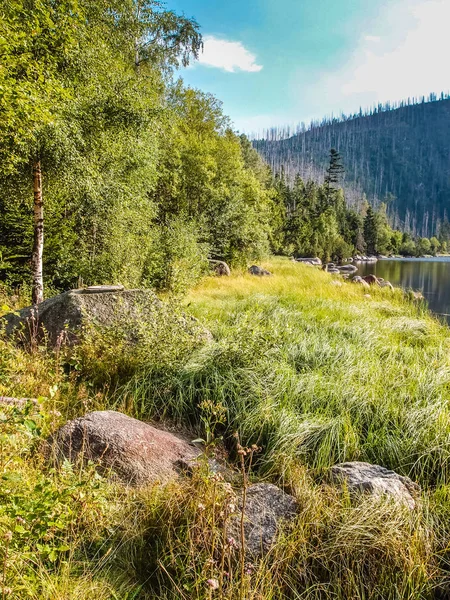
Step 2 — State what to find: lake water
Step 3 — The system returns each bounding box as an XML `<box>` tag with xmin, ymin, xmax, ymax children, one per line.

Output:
<box><xmin>357</xmin><ymin>257</ymin><xmax>450</xmax><ymax>324</ymax></box>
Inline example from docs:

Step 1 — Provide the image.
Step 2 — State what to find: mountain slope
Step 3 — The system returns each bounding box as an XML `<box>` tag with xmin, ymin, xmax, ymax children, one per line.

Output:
<box><xmin>254</xmin><ymin>97</ymin><xmax>450</xmax><ymax>237</ymax></box>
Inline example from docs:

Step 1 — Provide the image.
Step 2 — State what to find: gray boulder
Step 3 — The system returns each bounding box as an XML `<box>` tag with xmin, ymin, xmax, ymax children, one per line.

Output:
<box><xmin>209</xmin><ymin>260</ymin><xmax>231</xmax><ymax>276</ymax></box>
<box><xmin>330</xmin><ymin>462</ymin><xmax>420</xmax><ymax>509</ymax></box>
<box><xmin>337</xmin><ymin>264</ymin><xmax>358</xmax><ymax>274</ymax></box>
<box><xmin>229</xmin><ymin>483</ymin><xmax>297</xmax><ymax>556</ymax></box>
<box><xmin>248</xmin><ymin>265</ymin><xmax>272</xmax><ymax>276</ymax></box>
<box><xmin>3</xmin><ymin>286</ymin><xmax>209</xmax><ymax>346</ymax></box>
<box><xmin>48</xmin><ymin>410</ymin><xmax>202</xmax><ymax>486</ymax></box>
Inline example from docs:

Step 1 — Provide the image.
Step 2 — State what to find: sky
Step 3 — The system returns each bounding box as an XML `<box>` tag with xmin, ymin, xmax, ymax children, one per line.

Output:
<box><xmin>169</xmin><ymin>0</ymin><xmax>450</xmax><ymax>134</ymax></box>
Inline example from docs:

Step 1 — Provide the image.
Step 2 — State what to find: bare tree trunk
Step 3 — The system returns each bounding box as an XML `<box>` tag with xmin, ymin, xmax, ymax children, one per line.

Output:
<box><xmin>32</xmin><ymin>159</ymin><xmax>44</xmax><ymax>305</ymax></box>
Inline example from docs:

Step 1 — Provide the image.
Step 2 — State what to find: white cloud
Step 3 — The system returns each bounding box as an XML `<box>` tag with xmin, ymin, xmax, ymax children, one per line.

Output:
<box><xmin>294</xmin><ymin>0</ymin><xmax>450</xmax><ymax>119</ymax></box>
<box><xmin>197</xmin><ymin>36</ymin><xmax>263</xmax><ymax>73</ymax></box>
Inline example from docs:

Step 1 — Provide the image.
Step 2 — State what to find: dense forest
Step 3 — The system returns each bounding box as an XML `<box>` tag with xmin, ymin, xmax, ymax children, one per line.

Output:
<box><xmin>253</xmin><ymin>95</ymin><xmax>450</xmax><ymax>238</ymax></box>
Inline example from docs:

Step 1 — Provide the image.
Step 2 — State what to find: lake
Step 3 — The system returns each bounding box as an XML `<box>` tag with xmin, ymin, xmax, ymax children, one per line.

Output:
<box><xmin>357</xmin><ymin>257</ymin><xmax>450</xmax><ymax>325</ymax></box>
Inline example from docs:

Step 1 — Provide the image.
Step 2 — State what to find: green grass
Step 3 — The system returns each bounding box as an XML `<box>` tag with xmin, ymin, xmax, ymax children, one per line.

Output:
<box><xmin>126</xmin><ymin>258</ymin><xmax>450</xmax><ymax>487</ymax></box>
<box><xmin>2</xmin><ymin>257</ymin><xmax>450</xmax><ymax>598</ymax></box>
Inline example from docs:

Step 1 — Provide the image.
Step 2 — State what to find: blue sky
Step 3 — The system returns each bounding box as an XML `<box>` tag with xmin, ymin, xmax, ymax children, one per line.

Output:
<box><xmin>170</xmin><ymin>0</ymin><xmax>450</xmax><ymax>134</ymax></box>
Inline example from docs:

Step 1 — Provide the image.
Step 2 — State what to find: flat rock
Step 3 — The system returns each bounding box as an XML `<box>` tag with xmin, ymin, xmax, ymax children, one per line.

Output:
<box><xmin>229</xmin><ymin>483</ymin><xmax>297</xmax><ymax>556</ymax></box>
<box><xmin>330</xmin><ymin>461</ymin><xmax>420</xmax><ymax>509</ymax></box>
<box><xmin>0</xmin><ymin>396</ymin><xmax>39</xmax><ymax>409</ymax></box>
<box><xmin>47</xmin><ymin>410</ymin><xmax>202</xmax><ymax>486</ymax></box>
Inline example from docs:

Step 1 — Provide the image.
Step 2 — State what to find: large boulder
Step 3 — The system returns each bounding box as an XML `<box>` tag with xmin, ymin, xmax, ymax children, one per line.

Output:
<box><xmin>330</xmin><ymin>462</ymin><xmax>420</xmax><ymax>509</ymax></box>
<box><xmin>229</xmin><ymin>483</ymin><xmax>297</xmax><ymax>556</ymax></box>
<box><xmin>3</xmin><ymin>286</ymin><xmax>209</xmax><ymax>346</ymax></box>
<box><xmin>209</xmin><ymin>260</ymin><xmax>231</xmax><ymax>276</ymax></box>
<box><xmin>48</xmin><ymin>410</ymin><xmax>202</xmax><ymax>486</ymax></box>
<box><xmin>248</xmin><ymin>265</ymin><xmax>272</xmax><ymax>276</ymax></box>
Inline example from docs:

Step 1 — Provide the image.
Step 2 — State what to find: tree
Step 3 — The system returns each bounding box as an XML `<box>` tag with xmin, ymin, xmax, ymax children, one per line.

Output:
<box><xmin>324</xmin><ymin>148</ymin><xmax>345</xmax><ymax>207</ymax></box>
<box><xmin>430</xmin><ymin>236</ymin><xmax>441</xmax><ymax>255</ymax></box>
<box><xmin>363</xmin><ymin>206</ymin><xmax>379</xmax><ymax>255</ymax></box>
<box><xmin>0</xmin><ymin>0</ymin><xmax>82</xmax><ymax>303</ymax></box>
<box><xmin>0</xmin><ymin>0</ymin><xmax>203</xmax><ymax>302</ymax></box>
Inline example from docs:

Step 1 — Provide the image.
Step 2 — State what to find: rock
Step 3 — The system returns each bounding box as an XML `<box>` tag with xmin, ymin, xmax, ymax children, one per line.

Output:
<box><xmin>209</xmin><ymin>260</ymin><xmax>231</xmax><ymax>277</ymax></box>
<box><xmin>330</xmin><ymin>462</ymin><xmax>419</xmax><ymax>510</ymax></box>
<box><xmin>337</xmin><ymin>264</ymin><xmax>358</xmax><ymax>274</ymax></box>
<box><xmin>296</xmin><ymin>257</ymin><xmax>322</xmax><ymax>266</ymax></box>
<box><xmin>0</xmin><ymin>396</ymin><xmax>39</xmax><ymax>409</ymax></box>
<box><xmin>352</xmin><ymin>276</ymin><xmax>370</xmax><ymax>288</ymax></box>
<box><xmin>3</xmin><ymin>287</ymin><xmax>209</xmax><ymax>347</ymax></box>
<box><xmin>229</xmin><ymin>483</ymin><xmax>297</xmax><ymax>556</ymax></box>
<box><xmin>362</xmin><ymin>274</ymin><xmax>380</xmax><ymax>286</ymax></box>
<box><xmin>48</xmin><ymin>410</ymin><xmax>202</xmax><ymax>486</ymax></box>
<box><xmin>379</xmin><ymin>280</ymin><xmax>394</xmax><ymax>290</ymax></box>
<box><xmin>364</xmin><ymin>294</ymin><xmax>371</xmax><ymax>299</ymax></box>
<box><xmin>248</xmin><ymin>265</ymin><xmax>272</xmax><ymax>276</ymax></box>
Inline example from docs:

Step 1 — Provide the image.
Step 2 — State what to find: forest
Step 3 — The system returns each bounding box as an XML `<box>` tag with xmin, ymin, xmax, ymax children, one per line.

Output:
<box><xmin>254</xmin><ymin>95</ymin><xmax>450</xmax><ymax>239</ymax></box>
<box><xmin>1</xmin><ymin>0</ymin><xmax>447</xmax><ymax>305</ymax></box>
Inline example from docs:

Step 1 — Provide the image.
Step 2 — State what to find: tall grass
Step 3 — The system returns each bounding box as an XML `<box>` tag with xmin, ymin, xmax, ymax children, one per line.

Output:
<box><xmin>124</xmin><ymin>258</ymin><xmax>450</xmax><ymax>487</ymax></box>
<box><xmin>3</xmin><ymin>257</ymin><xmax>450</xmax><ymax>598</ymax></box>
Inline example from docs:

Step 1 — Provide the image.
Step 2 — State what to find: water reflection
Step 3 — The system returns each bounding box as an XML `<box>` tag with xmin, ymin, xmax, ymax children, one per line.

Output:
<box><xmin>357</xmin><ymin>258</ymin><xmax>450</xmax><ymax>324</ymax></box>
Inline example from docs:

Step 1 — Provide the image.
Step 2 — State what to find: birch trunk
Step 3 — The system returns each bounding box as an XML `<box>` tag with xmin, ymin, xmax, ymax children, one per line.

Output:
<box><xmin>32</xmin><ymin>159</ymin><xmax>44</xmax><ymax>305</ymax></box>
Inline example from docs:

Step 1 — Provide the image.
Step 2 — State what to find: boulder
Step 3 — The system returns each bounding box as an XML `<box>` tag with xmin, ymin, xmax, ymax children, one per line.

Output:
<box><xmin>330</xmin><ymin>462</ymin><xmax>419</xmax><ymax>509</ymax></box>
<box><xmin>248</xmin><ymin>265</ymin><xmax>272</xmax><ymax>276</ymax></box>
<box><xmin>229</xmin><ymin>483</ymin><xmax>297</xmax><ymax>556</ymax></box>
<box><xmin>48</xmin><ymin>410</ymin><xmax>202</xmax><ymax>486</ymax></box>
<box><xmin>352</xmin><ymin>276</ymin><xmax>370</xmax><ymax>288</ymax></box>
<box><xmin>362</xmin><ymin>274</ymin><xmax>380</xmax><ymax>286</ymax></box>
<box><xmin>337</xmin><ymin>264</ymin><xmax>358</xmax><ymax>274</ymax></box>
<box><xmin>3</xmin><ymin>287</ymin><xmax>209</xmax><ymax>346</ymax></box>
<box><xmin>379</xmin><ymin>280</ymin><xmax>394</xmax><ymax>290</ymax></box>
<box><xmin>209</xmin><ymin>260</ymin><xmax>231</xmax><ymax>277</ymax></box>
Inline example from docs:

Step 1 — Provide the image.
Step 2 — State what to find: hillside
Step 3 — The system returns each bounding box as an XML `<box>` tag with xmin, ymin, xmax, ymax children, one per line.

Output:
<box><xmin>254</xmin><ymin>96</ymin><xmax>450</xmax><ymax>237</ymax></box>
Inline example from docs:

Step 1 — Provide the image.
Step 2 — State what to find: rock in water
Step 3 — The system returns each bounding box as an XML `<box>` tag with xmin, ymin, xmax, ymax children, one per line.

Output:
<box><xmin>209</xmin><ymin>260</ymin><xmax>231</xmax><ymax>276</ymax></box>
<box><xmin>330</xmin><ymin>462</ymin><xmax>419</xmax><ymax>509</ymax></box>
<box><xmin>248</xmin><ymin>265</ymin><xmax>272</xmax><ymax>276</ymax></box>
<box><xmin>3</xmin><ymin>287</ymin><xmax>210</xmax><ymax>346</ymax></box>
<box><xmin>229</xmin><ymin>483</ymin><xmax>297</xmax><ymax>556</ymax></box>
<box><xmin>48</xmin><ymin>410</ymin><xmax>202</xmax><ymax>486</ymax></box>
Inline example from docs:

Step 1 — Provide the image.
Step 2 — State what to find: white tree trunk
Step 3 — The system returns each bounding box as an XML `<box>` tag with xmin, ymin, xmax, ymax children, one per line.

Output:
<box><xmin>32</xmin><ymin>159</ymin><xmax>44</xmax><ymax>305</ymax></box>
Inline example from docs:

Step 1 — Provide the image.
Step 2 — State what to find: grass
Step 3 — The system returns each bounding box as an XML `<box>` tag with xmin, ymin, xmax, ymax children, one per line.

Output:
<box><xmin>2</xmin><ymin>257</ymin><xmax>450</xmax><ymax>598</ymax></box>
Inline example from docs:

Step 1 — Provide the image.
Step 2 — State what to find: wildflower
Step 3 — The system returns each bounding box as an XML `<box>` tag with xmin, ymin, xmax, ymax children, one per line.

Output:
<box><xmin>197</xmin><ymin>503</ymin><xmax>206</xmax><ymax>511</ymax></box>
<box><xmin>206</xmin><ymin>578</ymin><xmax>219</xmax><ymax>590</ymax></box>
<box><xmin>2</xmin><ymin>587</ymin><xmax>12</xmax><ymax>596</ymax></box>
<box><xmin>16</xmin><ymin>516</ymin><xmax>26</xmax><ymax>525</ymax></box>
<box><xmin>4</xmin><ymin>531</ymin><xmax>12</xmax><ymax>542</ymax></box>
<box><xmin>226</xmin><ymin>536</ymin><xmax>239</xmax><ymax>549</ymax></box>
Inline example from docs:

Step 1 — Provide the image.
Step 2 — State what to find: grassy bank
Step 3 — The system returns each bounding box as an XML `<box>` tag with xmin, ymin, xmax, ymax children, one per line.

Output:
<box><xmin>1</xmin><ymin>258</ymin><xmax>450</xmax><ymax>598</ymax></box>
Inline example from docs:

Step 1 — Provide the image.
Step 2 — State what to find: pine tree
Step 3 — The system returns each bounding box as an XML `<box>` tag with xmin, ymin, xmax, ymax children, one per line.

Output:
<box><xmin>363</xmin><ymin>206</ymin><xmax>379</xmax><ymax>255</ymax></box>
<box><xmin>324</xmin><ymin>148</ymin><xmax>345</xmax><ymax>206</ymax></box>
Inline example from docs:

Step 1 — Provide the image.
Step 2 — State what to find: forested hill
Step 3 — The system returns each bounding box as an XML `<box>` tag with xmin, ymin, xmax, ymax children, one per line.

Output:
<box><xmin>253</xmin><ymin>96</ymin><xmax>450</xmax><ymax>237</ymax></box>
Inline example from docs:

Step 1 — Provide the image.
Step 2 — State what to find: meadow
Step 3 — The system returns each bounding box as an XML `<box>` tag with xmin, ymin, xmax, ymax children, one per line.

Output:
<box><xmin>1</xmin><ymin>258</ymin><xmax>450</xmax><ymax>599</ymax></box>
